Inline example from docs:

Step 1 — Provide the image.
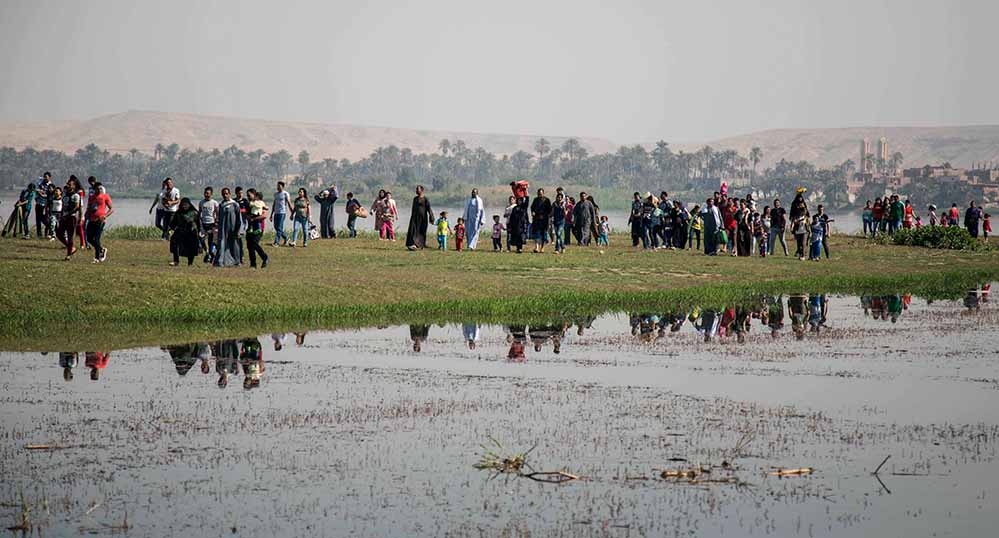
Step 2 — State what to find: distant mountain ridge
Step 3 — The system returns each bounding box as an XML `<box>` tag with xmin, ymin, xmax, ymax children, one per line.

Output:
<box><xmin>0</xmin><ymin>110</ymin><xmax>618</xmax><ymax>161</ymax></box>
<box><xmin>1</xmin><ymin>111</ymin><xmax>998</xmax><ymax>168</ymax></box>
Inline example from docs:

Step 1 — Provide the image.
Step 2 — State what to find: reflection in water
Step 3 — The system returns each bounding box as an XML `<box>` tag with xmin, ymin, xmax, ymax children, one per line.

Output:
<box><xmin>38</xmin><ymin>286</ymin><xmax>994</xmax><ymax>385</ymax></box>
<box><xmin>506</xmin><ymin>325</ymin><xmax>526</xmax><ymax>362</ymax></box>
<box><xmin>85</xmin><ymin>351</ymin><xmax>110</xmax><ymax>381</ymax></box>
<box><xmin>462</xmin><ymin>323</ymin><xmax>479</xmax><ymax>350</ymax></box>
<box><xmin>271</xmin><ymin>333</ymin><xmax>286</xmax><ymax>351</ymax></box>
<box><xmin>216</xmin><ymin>340</ymin><xmax>240</xmax><ymax>388</ymax></box>
<box><xmin>240</xmin><ymin>337</ymin><xmax>264</xmax><ymax>390</ymax></box>
<box><xmin>162</xmin><ymin>337</ymin><xmax>267</xmax><ymax>389</ymax></box>
<box><xmin>410</xmin><ymin>325</ymin><xmax>429</xmax><ymax>352</ymax></box>
<box><xmin>58</xmin><ymin>351</ymin><xmax>110</xmax><ymax>381</ymax></box>
<box><xmin>964</xmin><ymin>284</ymin><xmax>991</xmax><ymax>310</ymax></box>
<box><xmin>861</xmin><ymin>294</ymin><xmax>909</xmax><ymax>323</ymax></box>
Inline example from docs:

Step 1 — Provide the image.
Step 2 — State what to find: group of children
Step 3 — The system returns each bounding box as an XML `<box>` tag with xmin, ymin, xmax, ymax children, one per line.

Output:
<box><xmin>431</xmin><ymin>210</ymin><xmax>612</xmax><ymax>252</ymax></box>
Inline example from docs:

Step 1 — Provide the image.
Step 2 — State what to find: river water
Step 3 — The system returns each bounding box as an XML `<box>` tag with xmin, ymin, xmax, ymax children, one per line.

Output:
<box><xmin>2</xmin><ymin>194</ymin><xmax>864</xmax><ymax>235</ymax></box>
<box><xmin>2</xmin><ymin>287</ymin><xmax>996</xmax><ymax>537</ymax></box>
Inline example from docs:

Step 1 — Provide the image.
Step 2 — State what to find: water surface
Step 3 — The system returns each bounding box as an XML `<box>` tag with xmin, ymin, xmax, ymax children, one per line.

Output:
<box><xmin>2</xmin><ymin>288</ymin><xmax>996</xmax><ymax>536</ymax></box>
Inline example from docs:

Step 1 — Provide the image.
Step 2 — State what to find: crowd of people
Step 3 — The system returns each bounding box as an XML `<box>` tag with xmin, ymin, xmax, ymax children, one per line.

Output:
<box><xmin>3</xmin><ymin>174</ymin><xmax>993</xmax><ymax>266</ymax></box>
<box><xmin>859</xmin><ymin>196</ymin><xmax>990</xmax><ymax>239</ymax></box>
<box><xmin>2</xmin><ymin>173</ymin><xmax>113</xmax><ymax>262</ymax></box>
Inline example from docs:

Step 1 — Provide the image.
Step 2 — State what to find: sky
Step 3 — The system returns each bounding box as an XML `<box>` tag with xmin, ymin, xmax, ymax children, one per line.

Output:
<box><xmin>0</xmin><ymin>0</ymin><xmax>996</xmax><ymax>144</ymax></box>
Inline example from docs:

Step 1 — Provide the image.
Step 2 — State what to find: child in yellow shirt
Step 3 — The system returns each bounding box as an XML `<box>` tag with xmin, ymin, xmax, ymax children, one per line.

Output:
<box><xmin>435</xmin><ymin>211</ymin><xmax>451</xmax><ymax>251</ymax></box>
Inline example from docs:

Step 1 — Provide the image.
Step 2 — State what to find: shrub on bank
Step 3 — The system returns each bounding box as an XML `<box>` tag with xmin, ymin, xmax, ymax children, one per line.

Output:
<box><xmin>889</xmin><ymin>226</ymin><xmax>985</xmax><ymax>250</ymax></box>
<box><xmin>104</xmin><ymin>225</ymin><xmax>164</xmax><ymax>241</ymax></box>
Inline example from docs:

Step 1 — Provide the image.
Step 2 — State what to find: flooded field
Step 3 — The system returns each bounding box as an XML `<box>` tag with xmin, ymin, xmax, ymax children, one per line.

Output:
<box><xmin>2</xmin><ymin>287</ymin><xmax>997</xmax><ymax>537</ymax></box>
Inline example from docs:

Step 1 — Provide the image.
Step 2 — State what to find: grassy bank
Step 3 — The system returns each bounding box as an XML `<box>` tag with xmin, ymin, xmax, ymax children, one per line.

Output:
<box><xmin>1</xmin><ymin>232</ymin><xmax>997</xmax><ymax>350</ymax></box>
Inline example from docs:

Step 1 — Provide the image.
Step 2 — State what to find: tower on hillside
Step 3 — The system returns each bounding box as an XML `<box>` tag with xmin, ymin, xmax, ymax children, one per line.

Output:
<box><xmin>878</xmin><ymin>137</ymin><xmax>889</xmax><ymax>168</ymax></box>
<box><xmin>861</xmin><ymin>139</ymin><xmax>872</xmax><ymax>173</ymax></box>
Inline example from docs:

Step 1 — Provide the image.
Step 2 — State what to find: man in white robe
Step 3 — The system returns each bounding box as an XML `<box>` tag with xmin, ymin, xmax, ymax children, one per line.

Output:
<box><xmin>462</xmin><ymin>188</ymin><xmax>485</xmax><ymax>250</ymax></box>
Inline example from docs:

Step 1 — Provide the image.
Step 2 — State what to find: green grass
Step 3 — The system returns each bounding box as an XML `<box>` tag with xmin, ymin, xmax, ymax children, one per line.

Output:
<box><xmin>1</xmin><ymin>231</ymin><xmax>997</xmax><ymax>350</ymax></box>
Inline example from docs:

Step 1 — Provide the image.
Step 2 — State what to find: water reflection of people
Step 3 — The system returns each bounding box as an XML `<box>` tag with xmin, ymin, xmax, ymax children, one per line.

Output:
<box><xmin>734</xmin><ymin>306</ymin><xmax>751</xmax><ymax>344</ymax></box>
<box><xmin>506</xmin><ymin>325</ymin><xmax>527</xmax><ymax>361</ymax></box>
<box><xmin>409</xmin><ymin>325</ymin><xmax>429</xmax><ymax>352</ymax></box>
<box><xmin>529</xmin><ymin>323</ymin><xmax>560</xmax><ymax>352</ymax></box>
<box><xmin>664</xmin><ymin>311</ymin><xmax>686</xmax><ymax>334</ymax></box>
<box><xmin>59</xmin><ymin>351</ymin><xmax>78</xmax><ymax>381</ymax></box>
<box><xmin>239</xmin><ymin>337</ymin><xmax>264</xmax><ymax>390</ymax></box>
<box><xmin>766</xmin><ymin>296</ymin><xmax>784</xmax><ymax>339</ymax></box>
<box><xmin>166</xmin><ymin>344</ymin><xmax>197</xmax><ymax>376</ymax></box>
<box><xmin>637</xmin><ymin>314</ymin><xmax>660</xmax><ymax>343</ymax></box>
<box><xmin>886</xmin><ymin>294</ymin><xmax>903</xmax><ymax>323</ymax></box>
<box><xmin>808</xmin><ymin>294</ymin><xmax>827</xmax><ymax>333</ymax></box>
<box><xmin>573</xmin><ymin>315</ymin><xmax>595</xmax><ymax>336</ymax></box>
<box><xmin>462</xmin><ymin>323</ymin><xmax>480</xmax><ymax>350</ymax></box>
<box><xmin>85</xmin><ymin>352</ymin><xmax>109</xmax><ymax>380</ymax></box>
<box><xmin>964</xmin><ymin>285</ymin><xmax>991</xmax><ymax>310</ymax></box>
<box><xmin>216</xmin><ymin>339</ymin><xmax>240</xmax><ymax>388</ymax></box>
<box><xmin>271</xmin><ymin>333</ymin><xmax>286</xmax><ymax>351</ymax></box>
<box><xmin>294</xmin><ymin>332</ymin><xmax>307</xmax><ymax>346</ymax></box>
<box><xmin>719</xmin><ymin>307</ymin><xmax>735</xmax><ymax>340</ymax></box>
<box><xmin>788</xmin><ymin>294</ymin><xmax>808</xmax><ymax>340</ymax></box>
<box><xmin>194</xmin><ymin>342</ymin><xmax>212</xmax><ymax>374</ymax></box>
<box><xmin>696</xmin><ymin>310</ymin><xmax>720</xmax><ymax>343</ymax></box>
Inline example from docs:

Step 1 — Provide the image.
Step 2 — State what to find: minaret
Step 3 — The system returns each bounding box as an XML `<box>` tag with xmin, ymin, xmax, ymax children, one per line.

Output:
<box><xmin>861</xmin><ymin>139</ymin><xmax>872</xmax><ymax>173</ymax></box>
<box><xmin>878</xmin><ymin>137</ymin><xmax>889</xmax><ymax>170</ymax></box>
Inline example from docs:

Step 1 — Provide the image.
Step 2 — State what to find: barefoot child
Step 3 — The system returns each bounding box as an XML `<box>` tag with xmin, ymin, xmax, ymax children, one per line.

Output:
<box><xmin>435</xmin><ymin>211</ymin><xmax>450</xmax><ymax>251</ymax></box>
<box><xmin>454</xmin><ymin>217</ymin><xmax>466</xmax><ymax>252</ymax></box>
<box><xmin>985</xmin><ymin>213</ymin><xmax>992</xmax><ymax>241</ymax></box>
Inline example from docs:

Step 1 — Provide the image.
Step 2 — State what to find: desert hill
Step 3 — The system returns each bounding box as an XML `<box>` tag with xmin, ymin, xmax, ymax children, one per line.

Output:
<box><xmin>0</xmin><ymin>110</ymin><xmax>618</xmax><ymax>161</ymax></box>
<box><xmin>2</xmin><ymin>111</ymin><xmax>999</xmax><ymax>169</ymax></box>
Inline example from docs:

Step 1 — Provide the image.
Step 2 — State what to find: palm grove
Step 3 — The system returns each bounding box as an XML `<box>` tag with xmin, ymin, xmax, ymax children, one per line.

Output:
<box><xmin>1</xmin><ymin>139</ymin><xmax>873</xmax><ymax>207</ymax></box>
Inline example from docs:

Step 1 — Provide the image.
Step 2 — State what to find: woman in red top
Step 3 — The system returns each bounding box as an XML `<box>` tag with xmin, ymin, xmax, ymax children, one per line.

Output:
<box><xmin>721</xmin><ymin>200</ymin><xmax>737</xmax><ymax>252</ymax></box>
<box><xmin>871</xmin><ymin>199</ymin><xmax>884</xmax><ymax>236</ymax></box>
<box><xmin>902</xmin><ymin>200</ymin><xmax>914</xmax><ymax>229</ymax></box>
<box><xmin>85</xmin><ymin>181</ymin><xmax>113</xmax><ymax>262</ymax></box>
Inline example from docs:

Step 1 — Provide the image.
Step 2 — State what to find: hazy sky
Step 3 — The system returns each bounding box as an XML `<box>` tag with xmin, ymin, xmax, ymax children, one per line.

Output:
<box><xmin>0</xmin><ymin>0</ymin><xmax>995</xmax><ymax>143</ymax></box>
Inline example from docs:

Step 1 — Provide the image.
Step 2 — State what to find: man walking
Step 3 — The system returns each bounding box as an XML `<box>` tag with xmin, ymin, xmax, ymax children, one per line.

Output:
<box><xmin>271</xmin><ymin>181</ymin><xmax>292</xmax><ymax>246</ymax></box>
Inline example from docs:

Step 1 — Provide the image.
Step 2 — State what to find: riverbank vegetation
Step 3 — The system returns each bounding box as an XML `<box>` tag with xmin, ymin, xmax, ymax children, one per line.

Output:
<box><xmin>2</xmin><ymin>233</ymin><xmax>997</xmax><ymax>350</ymax></box>
<box><xmin>0</xmin><ymin>140</ymin><xmax>883</xmax><ymax>211</ymax></box>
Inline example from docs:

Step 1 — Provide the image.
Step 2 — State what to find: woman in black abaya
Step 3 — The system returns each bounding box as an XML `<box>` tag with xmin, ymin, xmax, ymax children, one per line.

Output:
<box><xmin>405</xmin><ymin>185</ymin><xmax>434</xmax><ymax>250</ymax></box>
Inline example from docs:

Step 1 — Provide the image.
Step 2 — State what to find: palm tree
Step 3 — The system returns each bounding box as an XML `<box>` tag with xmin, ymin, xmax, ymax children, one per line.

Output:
<box><xmin>863</xmin><ymin>154</ymin><xmax>876</xmax><ymax>174</ymax></box>
<box><xmin>651</xmin><ymin>140</ymin><xmax>672</xmax><ymax>175</ymax></box>
<box><xmin>749</xmin><ymin>147</ymin><xmax>763</xmax><ymax>177</ymax></box>
<box><xmin>534</xmin><ymin>138</ymin><xmax>550</xmax><ymax>162</ymax></box>
<box><xmin>154</xmin><ymin>143</ymin><xmax>164</xmax><ymax>161</ymax></box>
<box><xmin>890</xmin><ymin>151</ymin><xmax>904</xmax><ymax>173</ymax></box>
<box><xmin>438</xmin><ymin>139</ymin><xmax>451</xmax><ymax>156</ymax></box>
<box><xmin>298</xmin><ymin>150</ymin><xmax>310</xmax><ymax>178</ymax></box>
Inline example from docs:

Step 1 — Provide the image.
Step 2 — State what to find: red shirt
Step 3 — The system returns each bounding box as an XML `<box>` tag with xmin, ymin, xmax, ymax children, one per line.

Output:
<box><xmin>85</xmin><ymin>352</ymin><xmax>110</xmax><ymax>369</ymax></box>
<box><xmin>87</xmin><ymin>193</ymin><xmax>112</xmax><ymax>221</ymax></box>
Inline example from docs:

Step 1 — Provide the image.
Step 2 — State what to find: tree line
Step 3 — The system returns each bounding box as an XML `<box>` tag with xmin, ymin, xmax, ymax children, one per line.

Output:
<box><xmin>1</xmin><ymin>139</ymin><xmax>868</xmax><ymax>205</ymax></box>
